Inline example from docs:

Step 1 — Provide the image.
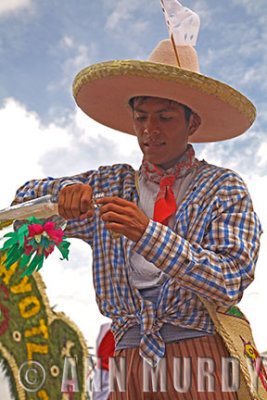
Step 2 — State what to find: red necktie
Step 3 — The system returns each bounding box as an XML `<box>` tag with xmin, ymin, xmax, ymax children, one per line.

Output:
<box><xmin>153</xmin><ymin>176</ymin><xmax>176</xmax><ymax>225</ymax></box>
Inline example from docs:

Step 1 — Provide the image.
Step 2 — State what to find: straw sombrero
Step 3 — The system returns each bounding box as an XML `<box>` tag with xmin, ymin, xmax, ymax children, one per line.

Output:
<box><xmin>72</xmin><ymin>39</ymin><xmax>256</xmax><ymax>143</ymax></box>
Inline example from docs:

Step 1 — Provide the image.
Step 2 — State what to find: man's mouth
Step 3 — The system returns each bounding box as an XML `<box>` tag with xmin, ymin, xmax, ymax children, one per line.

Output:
<box><xmin>144</xmin><ymin>141</ymin><xmax>165</xmax><ymax>147</ymax></box>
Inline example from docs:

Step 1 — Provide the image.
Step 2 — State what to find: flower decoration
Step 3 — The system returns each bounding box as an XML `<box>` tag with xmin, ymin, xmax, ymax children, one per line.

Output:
<box><xmin>0</xmin><ymin>216</ymin><xmax>70</xmax><ymax>277</ymax></box>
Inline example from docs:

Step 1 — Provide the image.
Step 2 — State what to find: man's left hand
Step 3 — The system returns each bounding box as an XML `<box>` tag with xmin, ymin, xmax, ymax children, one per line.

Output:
<box><xmin>96</xmin><ymin>197</ymin><xmax>149</xmax><ymax>242</ymax></box>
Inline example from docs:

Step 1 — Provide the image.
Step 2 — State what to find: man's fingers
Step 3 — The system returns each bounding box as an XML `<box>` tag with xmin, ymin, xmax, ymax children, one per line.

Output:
<box><xmin>96</xmin><ymin>196</ymin><xmax>129</xmax><ymax>207</ymax></box>
<box><xmin>58</xmin><ymin>189</ymin><xmax>73</xmax><ymax>219</ymax></box>
<box><xmin>66</xmin><ymin>190</ymin><xmax>78</xmax><ymax>219</ymax></box>
<box><xmin>58</xmin><ymin>184</ymin><xmax>93</xmax><ymax>220</ymax></box>
<box><xmin>80</xmin><ymin>209</ymin><xmax>94</xmax><ymax>219</ymax></box>
<box><xmin>77</xmin><ymin>190</ymin><xmax>92</xmax><ymax>215</ymax></box>
<box><xmin>101</xmin><ymin>210</ymin><xmax>128</xmax><ymax>225</ymax></box>
<box><xmin>99</xmin><ymin>203</ymin><xmax>130</xmax><ymax>218</ymax></box>
<box><xmin>98</xmin><ymin>197</ymin><xmax>137</xmax><ymax>217</ymax></box>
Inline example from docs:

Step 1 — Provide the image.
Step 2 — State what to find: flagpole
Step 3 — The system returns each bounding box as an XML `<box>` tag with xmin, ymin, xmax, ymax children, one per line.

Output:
<box><xmin>170</xmin><ymin>34</ymin><xmax>181</xmax><ymax>67</ymax></box>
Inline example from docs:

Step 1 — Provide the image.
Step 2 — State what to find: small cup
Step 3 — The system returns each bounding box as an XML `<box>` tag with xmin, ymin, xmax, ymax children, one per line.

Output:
<box><xmin>92</xmin><ymin>192</ymin><xmax>105</xmax><ymax>208</ymax></box>
<box><xmin>92</xmin><ymin>193</ymin><xmax>122</xmax><ymax>239</ymax></box>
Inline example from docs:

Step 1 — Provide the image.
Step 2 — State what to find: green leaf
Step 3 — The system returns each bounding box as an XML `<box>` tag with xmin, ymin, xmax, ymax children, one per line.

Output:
<box><xmin>61</xmin><ymin>241</ymin><xmax>71</xmax><ymax>249</ymax></box>
<box><xmin>36</xmin><ymin>254</ymin><xmax>45</xmax><ymax>271</ymax></box>
<box><xmin>2</xmin><ymin>232</ymin><xmax>17</xmax><ymax>238</ymax></box>
<box><xmin>19</xmin><ymin>253</ymin><xmax>32</xmax><ymax>269</ymax></box>
<box><xmin>22</xmin><ymin>256</ymin><xmax>44</xmax><ymax>276</ymax></box>
<box><xmin>22</xmin><ymin>261</ymin><xmax>42</xmax><ymax>277</ymax></box>
<box><xmin>27</xmin><ymin>216</ymin><xmax>44</xmax><ymax>226</ymax></box>
<box><xmin>17</xmin><ymin>224</ymin><xmax>29</xmax><ymax>236</ymax></box>
<box><xmin>29</xmin><ymin>254</ymin><xmax>42</xmax><ymax>269</ymax></box>
<box><xmin>57</xmin><ymin>242</ymin><xmax>70</xmax><ymax>260</ymax></box>
<box><xmin>1</xmin><ymin>236</ymin><xmax>19</xmax><ymax>250</ymax></box>
<box><xmin>18</xmin><ymin>233</ymin><xmax>28</xmax><ymax>249</ymax></box>
<box><xmin>21</xmin><ymin>266</ymin><xmax>35</xmax><ymax>277</ymax></box>
<box><xmin>4</xmin><ymin>249</ymin><xmax>22</xmax><ymax>269</ymax></box>
<box><xmin>6</xmin><ymin>246</ymin><xmax>21</xmax><ymax>260</ymax></box>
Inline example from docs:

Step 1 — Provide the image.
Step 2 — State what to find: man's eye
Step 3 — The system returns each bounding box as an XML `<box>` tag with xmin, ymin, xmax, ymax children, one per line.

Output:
<box><xmin>135</xmin><ymin>115</ymin><xmax>146</xmax><ymax>121</ymax></box>
<box><xmin>160</xmin><ymin>116</ymin><xmax>172</xmax><ymax>121</ymax></box>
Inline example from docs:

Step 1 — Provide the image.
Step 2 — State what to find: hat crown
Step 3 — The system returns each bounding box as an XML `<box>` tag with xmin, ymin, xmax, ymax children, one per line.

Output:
<box><xmin>148</xmin><ymin>39</ymin><xmax>199</xmax><ymax>73</ymax></box>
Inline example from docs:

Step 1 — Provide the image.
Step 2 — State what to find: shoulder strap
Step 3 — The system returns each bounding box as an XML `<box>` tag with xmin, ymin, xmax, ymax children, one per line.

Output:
<box><xmin>134</xmin><ymin>170</ymin><xmax>140</xmax><ymax>197</ymax></box>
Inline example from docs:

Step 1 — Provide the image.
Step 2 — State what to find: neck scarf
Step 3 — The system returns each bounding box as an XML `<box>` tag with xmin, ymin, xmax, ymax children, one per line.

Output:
<box><xmin>141</xmin><ymin>145</ymin><xmax>198</xmax><ymax>225</ymax></box>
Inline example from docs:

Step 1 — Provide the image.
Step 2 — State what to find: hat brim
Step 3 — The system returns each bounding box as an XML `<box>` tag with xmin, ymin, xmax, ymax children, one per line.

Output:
<box><xmin>73</xmin><ymin>60</ymin><xmax>256</xmax><ymax>143</ymax></box>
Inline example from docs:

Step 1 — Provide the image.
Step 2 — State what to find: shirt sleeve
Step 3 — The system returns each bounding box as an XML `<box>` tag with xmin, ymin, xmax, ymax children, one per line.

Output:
<box><xmin>11</xmin><ymin>171</ymin><xmax>96</xmax><ymax>243</ymax></box>
<box><xmin>133</xmin><ymin>172</ymin><xmax>262</xmax><ymax>307</ymax></box>
<box><xmin>11</xmin><ymin>164</ymin><xmax>136</xmax><ymax>244</ymax></box>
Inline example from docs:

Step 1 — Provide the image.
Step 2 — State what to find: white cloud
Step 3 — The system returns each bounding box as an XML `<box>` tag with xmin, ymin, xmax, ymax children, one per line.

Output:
<box><xmin>103</xmin><ymin>0</ymin><xmax>156</xmax><ymax>55</ymax></box>
<box><xmin>61</xmin><ymin>44</ymin><xmax>93</xmax><ymax>79</ymax></box>
<box><xmin>47</xmin><ymin>37</ymin><xmax>97</xmax><ymax>93</ymax></box>
<box><xmin>39</xmin><ymin>107</ymin><xmax>140</xmax><ymax>177</ymax></box>
<box><xmin>193</xmin><ymin>0</ymin><xmax>214</xmax><ymax>28</ymax></box>
<box><xmin>196</xmin><ymin>1</ymin><xmax>267</xmax><ymax>96</ymax></box>
<box><xmin>0</xmin><ymin>0</ymin><xmax>33</xmax><ymax>17</ymax></box>
<box><xmin>257</xmin><ymin>141</ymin><xmax>267</xmax><ymax>169</ymax></box>
<box><xmin>259</xmin><ymin>104</ymin><xmax>267</xmax><ymax>123</ymax></box>
<box><xmin>0</xmin><ymin>98</ymin><xmax>71</xmax><ymax>207</ymax></box>
<box><xmin>59</xmin><ymin>36</ymin><xmax>95</xmax><ymax>72</ymax></box>
<box><xmin>105</xmin><ymin>0</ymin><xmax>151</xmax><ymax>29</ymax></box>
<box><xmin>61</xmin><ymin>35</ymin><xmax>74</xmax><ymax>49</ymax></box>
<box><xmin>105</xmin><ymin>1</ymin><xmax>148</xmax><ymax>35</ymax></box>
<box><xmin>232</xmin><ymin>0</ymin><xmax>266</xmax><ymax>14</ymax></box>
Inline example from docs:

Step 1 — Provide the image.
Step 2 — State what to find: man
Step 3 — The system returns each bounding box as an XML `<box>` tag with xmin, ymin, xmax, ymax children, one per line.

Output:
<box><xmin>13</xmin><ymin>39</ymin><xmax>261</xmax><ymax>399</ymax></box>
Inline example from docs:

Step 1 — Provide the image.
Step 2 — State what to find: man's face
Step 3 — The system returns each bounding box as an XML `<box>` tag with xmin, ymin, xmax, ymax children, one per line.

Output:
<box><xmin>132</xmin><ymin>97</ymin><xmax>197</xmax><ymax>170</ymax></box>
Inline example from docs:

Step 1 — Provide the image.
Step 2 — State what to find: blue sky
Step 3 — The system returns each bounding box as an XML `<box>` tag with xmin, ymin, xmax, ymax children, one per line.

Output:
<box><xmin>0</xmin><ymin>1</ymin><xmax>267</xmax><ymax>395</ymax></box>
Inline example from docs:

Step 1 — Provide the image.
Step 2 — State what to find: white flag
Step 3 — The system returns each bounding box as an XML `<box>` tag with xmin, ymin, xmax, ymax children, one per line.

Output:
<box><xmin>160</xmin><ymin>0</ymin><xmax>200</xmax><ymax>46</ymax></box>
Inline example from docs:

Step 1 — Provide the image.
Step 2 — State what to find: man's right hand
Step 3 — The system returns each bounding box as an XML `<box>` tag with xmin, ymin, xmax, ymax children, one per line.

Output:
<box><xmin>58</xmin><ymin>184</ymin><xmax>94</xmax><ymax>220</ymax></box>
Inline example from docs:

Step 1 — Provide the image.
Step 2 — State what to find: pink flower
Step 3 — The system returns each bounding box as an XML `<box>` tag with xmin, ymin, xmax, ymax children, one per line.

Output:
<box><xmin>44</xmin><ymin>221</ymin><xmax>64</xmax><ymax>244</ymax></box>
<box><xmin>28</xmin><ymin>223</ymin><xmax>44</xmax><ymax>237</ymax></box>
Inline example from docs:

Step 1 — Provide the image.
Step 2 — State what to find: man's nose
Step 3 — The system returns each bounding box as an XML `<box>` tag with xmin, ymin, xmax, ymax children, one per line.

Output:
<box><xmin>144</xmin><ymin>115</ymin><xmax>159</xmax><ymax>135</ymax></box>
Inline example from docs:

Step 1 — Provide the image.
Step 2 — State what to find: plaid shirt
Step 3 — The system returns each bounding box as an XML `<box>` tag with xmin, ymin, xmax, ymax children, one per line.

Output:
<box><xmin>13</xmin><ymin>159</ymin><xmax>262</xmax><ymax>366</ymax></box>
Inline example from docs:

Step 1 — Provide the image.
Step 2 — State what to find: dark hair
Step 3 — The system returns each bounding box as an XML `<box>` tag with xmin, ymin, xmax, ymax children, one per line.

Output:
<box><xmin>129</xmin><ymin>96</ymin><xmax>192</xmax><ymax>123</ymax></box>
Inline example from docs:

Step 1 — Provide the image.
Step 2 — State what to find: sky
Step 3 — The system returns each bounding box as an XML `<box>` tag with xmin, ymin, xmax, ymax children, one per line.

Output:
<box><xmin>0</xmin><ymin>0</ymin><xmax>267</xmax><ymax>396</ymax></box>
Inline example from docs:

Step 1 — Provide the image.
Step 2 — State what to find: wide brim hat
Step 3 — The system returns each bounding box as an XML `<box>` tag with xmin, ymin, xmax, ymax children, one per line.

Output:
<box><xmin>72</xmin><ymin>40</ymin><xmax>256</xmax><ymax>143</ymax></box>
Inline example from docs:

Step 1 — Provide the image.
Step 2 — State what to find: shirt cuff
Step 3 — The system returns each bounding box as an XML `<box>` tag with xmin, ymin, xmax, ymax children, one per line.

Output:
<box><xmin>133</xmin><ymin>219</ymin><xmax>192</xmax><ymax>278</ymax></box>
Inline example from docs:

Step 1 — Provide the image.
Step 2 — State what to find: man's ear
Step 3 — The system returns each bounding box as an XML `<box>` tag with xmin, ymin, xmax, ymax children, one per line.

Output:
<box><xmin>188</xmin><ymin>112</ymin><xmax>201</xmax><ymax>137</ymax></box>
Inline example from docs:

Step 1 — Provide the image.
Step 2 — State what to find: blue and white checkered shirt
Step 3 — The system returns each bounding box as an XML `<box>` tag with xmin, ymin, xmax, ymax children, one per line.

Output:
<box><xmin>13</xmin><ymin>158</ymin><xmax>262</xmax><ymax>366</ymax></box>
